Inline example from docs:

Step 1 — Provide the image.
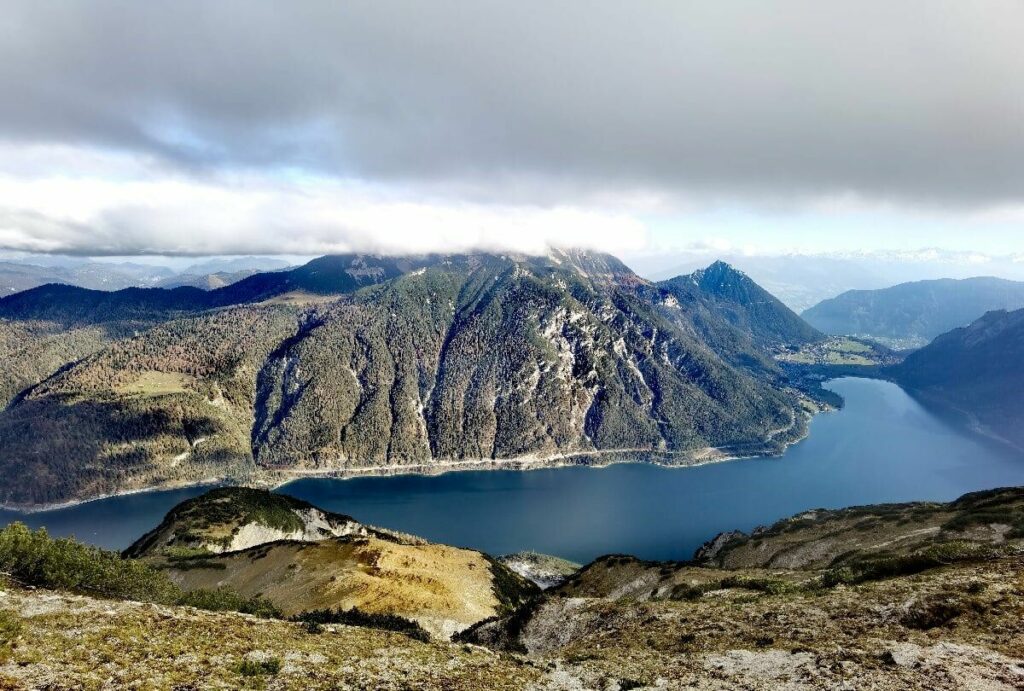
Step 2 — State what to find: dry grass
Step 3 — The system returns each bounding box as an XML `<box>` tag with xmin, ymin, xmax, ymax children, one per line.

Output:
<box><xmin>112</xmin><ymin>370</ymin><xmax>197</xmax><ymax>397</ymax></box>
<box><xmin>167</xmin><ymin>536</ymin><xmax>507</xmax><ymax>639</ymax></box>
<box><xmin>0</xmin><ymin>583</ymin><xmax>538</xmax><ymax>690</ymax></box>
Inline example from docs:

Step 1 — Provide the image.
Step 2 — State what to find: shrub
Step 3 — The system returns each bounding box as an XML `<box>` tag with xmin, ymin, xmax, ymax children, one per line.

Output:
<box><xmin>901</xmin><ymin>593</ymin><xmax>985</xmax><ymax>630</ymax></box>
<box><xmin>0</xmin><ymin>523</ymin><xmax>280</xmax><ymax>619</ymax></box>
<box><xmin>0</xmin><ymin>522</ymin><xmax>179</xmax><ymax>603</ymax></box>
<box><xmin>821</xmin><ymin>541</ymin><xmax>1003</xmax><ymax>587</ymax></box>
<box><xmin>177</xmin><ymin>587</ymin><xmax>281</xmax><ymax>619</ymax></box>
<box><xmin>234</xmin><ymin>657</ymin><xmax>281</xmax><ymax>676</ymax></box>
<box><xmin>291</xmin><ymin>607</ymin><xmax>430</xmax><ymax>642</ymax></box>
<box><xmin>718</xmin><ymin>575</ymin><xmax>797</xmax><ymax>595</ymax></box>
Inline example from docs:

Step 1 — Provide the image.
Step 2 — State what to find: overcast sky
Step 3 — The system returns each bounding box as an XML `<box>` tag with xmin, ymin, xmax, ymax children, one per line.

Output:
<box><xmin>0</xmin><ymin>1</ymin><xmax>1022</xmax><ymax>263</ymax></box>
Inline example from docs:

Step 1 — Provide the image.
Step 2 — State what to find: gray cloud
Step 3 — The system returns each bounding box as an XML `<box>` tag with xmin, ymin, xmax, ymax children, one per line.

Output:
<box><xmin>0</xmin><ymin>1</ymin><xmax>1022</xmax><ymax>208</ymax></box>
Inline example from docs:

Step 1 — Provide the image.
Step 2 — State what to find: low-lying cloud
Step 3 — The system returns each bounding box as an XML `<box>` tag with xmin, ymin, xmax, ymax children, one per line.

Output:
<box><xmin>0</xmin><ymin>154</ymin><xmax>648</xmax><ymax>256</ymax></box>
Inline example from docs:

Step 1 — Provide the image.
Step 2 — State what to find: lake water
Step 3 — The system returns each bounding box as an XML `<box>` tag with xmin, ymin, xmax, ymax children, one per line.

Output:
<box><xmin>3</xmin><ymin>378</ymin><xmax>1023</xmax><ymax>562</ymax></box>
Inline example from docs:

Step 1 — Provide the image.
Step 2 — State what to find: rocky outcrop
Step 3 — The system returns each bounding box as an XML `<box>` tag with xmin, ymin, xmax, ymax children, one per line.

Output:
<box><xmin>124</xmin><ymin>487</ymin><xmax>369</xmax><ymax>557</ymax></box>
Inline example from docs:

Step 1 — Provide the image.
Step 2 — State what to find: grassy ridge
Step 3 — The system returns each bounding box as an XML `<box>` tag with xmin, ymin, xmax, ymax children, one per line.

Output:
<box><xmin>0</xmin><ymin>522</ymin><xmax>278</xmax><ymax>616</ymax></box>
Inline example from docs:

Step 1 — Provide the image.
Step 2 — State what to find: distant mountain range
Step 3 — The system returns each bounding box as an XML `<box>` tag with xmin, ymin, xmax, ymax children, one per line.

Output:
<box><xmin>0</xmin><ymin>260</ymin><xmax>173</xmax><ymax>296</ymax></box>
<box><xmin>0</xmin><ymin>256</ymin><xmax>290</xmax><ymax>297</ymax></box>
<box><xmin>802</xmin><ymin>277</ymin><xmax>1024</xmax><ymax>348</ymax></box>
<box><xmin>643</xmin><ymin>251</ymin><xmax>1024</xmax><ymax>313</ymax></box>
<box><xmin>890</xmin><ymin>308</ymin><xmax>1024</xmax><ymax>451</ymax></box>
<box><xmin>0</xmin><ymin>250</ymin><xmax>822</xmax><ymax>508</ymax></box>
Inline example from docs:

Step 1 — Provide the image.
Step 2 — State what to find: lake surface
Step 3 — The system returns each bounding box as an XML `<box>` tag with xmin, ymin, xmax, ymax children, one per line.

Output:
<box><xmin>3</xmin><ymin>378</ymin><xmax>1023</xmax><ymax>562</ymax></box>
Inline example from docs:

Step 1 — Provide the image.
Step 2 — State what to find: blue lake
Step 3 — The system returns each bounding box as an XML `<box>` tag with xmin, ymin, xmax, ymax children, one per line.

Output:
<box><xmin>3</xmin><ymin>377</ymin><xmax>1023</xmax><ymax>562</ymax></box>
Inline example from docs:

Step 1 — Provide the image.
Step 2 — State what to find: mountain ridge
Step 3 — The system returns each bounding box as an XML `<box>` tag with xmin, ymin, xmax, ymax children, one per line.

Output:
<box><xmin>889</xmin><ymin>307</ymin><xmax>1024</xmax><ymax>450</ymax></box>
<box><xmin>802</xmin><ymin>276</ymin><xmax>1024</xmax><ymax>348</ymax></box>
<box><xmin>0</xmin><ymin>250</ymin><xmax>824</xmax><ymax>508</ymax></box>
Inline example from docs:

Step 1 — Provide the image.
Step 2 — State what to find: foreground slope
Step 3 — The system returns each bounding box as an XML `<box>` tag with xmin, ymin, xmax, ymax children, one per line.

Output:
<box><xmin>3</xmin><ymin>489</ymin><xmax>1023</xmax><ymax>689</ymax></box>
<box><xmin>463</xmin><ymin>488</ymin><xmax>1024</xmax><ymax>688</ymax></box>
<box><xmin>0</xmin><ymin>250</ymin><xmax>813</xmax><ymax>508</ymax></box>
<box><xmin>889</xmin><ymin>308</ymin><xmax>1024</xmax><ymax>450</ymax></box>
<box><xmin>802</xmin><ymin>276</ymin><xmax>1024</xmax><ymax>348</ymax></box>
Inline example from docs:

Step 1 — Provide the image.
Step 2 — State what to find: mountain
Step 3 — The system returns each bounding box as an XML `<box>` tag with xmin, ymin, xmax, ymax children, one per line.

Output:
<box><xmin>155</xmin><ymin>269</ymin><xmax>264</xmax><ymax>290</ymax></box>
<box><xmin>802</xmin><ymin>276</ymin><xmax>1024</xmax><ymax>348</ymax></box>
<box><xmin>125</xmin><ymin>487</ymin><xmax>539</xmax><ymax>639</ymax></box>
<box><xmin>0</xmin><ymin>255</ymin><xmax>430</xmax><ymax>412</ymax></box>
<box><xmin>646</xmin><ymin>254</ymin><xmax>894</xmax><ymax>312</ymax></box>
<box><xmin>659</xmin><ymin>260</ymin><xmax>822</xmax><ymax>349</ymax></box>
<box><xmin>890</xmin><ymin>308</ymin><xmax>1024</xmax><ymax>450</ymax></box>
<box><xmin>0</xmin><ymin>256</ymin><xmax>290</xmax><ymax>298</ymax></box>
<box><xmin>0</xmin><ymin>250</ymin><xmax>816</xmax><ymax>508</ymax></box>
<box><xmin>0</xmin><ymin>259</ymin><xmax>174</xmax><ymax>297</ymax></box>
<box><xmin>180</xmin><ymin>256</ymin><xmax>292</xmax><ymax>275</ymax></box>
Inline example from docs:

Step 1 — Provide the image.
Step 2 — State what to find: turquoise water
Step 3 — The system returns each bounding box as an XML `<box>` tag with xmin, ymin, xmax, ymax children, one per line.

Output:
<box><xmin>3</xmin><ymin>378</ymin><xmax>1022</xmax><ymax>562</ymax></box>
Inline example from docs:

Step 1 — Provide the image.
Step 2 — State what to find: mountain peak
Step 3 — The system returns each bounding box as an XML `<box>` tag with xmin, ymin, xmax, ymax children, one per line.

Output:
<box><xmin>693</xmin><ymin>260</ymin><xmax>747</xmax><ymax>284</ymax></box>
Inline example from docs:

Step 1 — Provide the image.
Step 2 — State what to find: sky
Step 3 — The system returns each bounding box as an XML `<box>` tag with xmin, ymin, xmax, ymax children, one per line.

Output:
<box><xmin>0</xmin><ymin>1</ymin><xmax>1022</xmax><ymax>270</ymax></box>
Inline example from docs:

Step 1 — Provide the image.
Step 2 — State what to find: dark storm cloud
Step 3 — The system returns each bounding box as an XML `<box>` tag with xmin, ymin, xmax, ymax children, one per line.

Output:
<box><xmin>1</xmin><ymin>1</ymin><xmax>1022</xmax><ymax>206</ymax></box>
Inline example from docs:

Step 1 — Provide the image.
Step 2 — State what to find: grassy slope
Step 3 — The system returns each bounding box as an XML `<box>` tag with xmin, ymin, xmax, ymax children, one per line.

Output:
<box><xmin>697</xmin><ymin>487</ymin><xmax>1024</xmax><ymax>570</ymax></box>
<box><xmin>162</xmin><ymin>536</ymin><xmax>536</xmax><ymax>640</ymax></box>
<box><xmin>0</xmin><ymin>582</ymin><xmax>541</xmax><ymax>690</ymax></box>
<box><xmin>3</xmin><ymin>554</ymin><xmax>1022</xmax><ymax>688</ymax></box>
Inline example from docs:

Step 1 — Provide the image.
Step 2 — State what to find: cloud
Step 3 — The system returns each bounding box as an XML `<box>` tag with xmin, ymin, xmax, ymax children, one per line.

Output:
<box><xmin>0</xmin><ymin>149</ymin><xmax>648</xmax><ymax>256</ymax></box>
<box><xmin>0</xmin><ymin>1</ymin><xmax>1022</xmax><ymax>211</ymax></box>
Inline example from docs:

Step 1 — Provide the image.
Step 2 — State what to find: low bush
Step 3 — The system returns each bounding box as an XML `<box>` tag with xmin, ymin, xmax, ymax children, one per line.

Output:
<box><xmin>821</xmin><ymin>541</ymin><xmax>1003</xmax><ymax>587</ymax></box>
<box><xmin>901</xmin><ymin>593</ymin><xmax>985</xmax><ymax>630</ymax></box>
<box><xmin>291</xmin><ymin>607</ymin><xmax>431</xmax><ymax>642</ymax></box>
<box><xmin>0</xmin><ymin>523</ymin><xmax>279</xmax><ymax>619</ymax></box>
<box><xmin>234</xmin><ymin>657</ymin><xmax>281</xmax><ymax>676</ymax></box>
<box><xmin>177</xmin><ymin>587</ymin><xmax>281</xmax><ymax>618</ymax></box>
<box><xmin>0</xmin><ymin>522</ymin><xmax>180</xmax><ymax>603</ymax></box>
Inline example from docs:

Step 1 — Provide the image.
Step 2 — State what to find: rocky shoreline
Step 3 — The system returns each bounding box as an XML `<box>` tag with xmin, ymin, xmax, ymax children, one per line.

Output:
<box><xmin>0</xmin><ymin>409</ymin><xmax>817</xmax><ymax>514</ymax></box>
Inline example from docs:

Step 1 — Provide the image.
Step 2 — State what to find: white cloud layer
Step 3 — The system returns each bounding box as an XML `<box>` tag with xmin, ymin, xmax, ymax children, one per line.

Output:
<box><xmin>0</xmin><ymin>2</ymin><xmax>1022</xmax><ymax>256</ymax></box>
<box><xmin>0</xmin><ymin>146</ymin><xmax>648</xmax><ymax>256</ymax></box>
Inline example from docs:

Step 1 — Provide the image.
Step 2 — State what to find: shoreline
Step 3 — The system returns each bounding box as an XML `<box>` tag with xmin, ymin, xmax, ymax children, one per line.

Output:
<box><xmin>0</xmin><ymin>413</ymin><xmax>815</xmax><ymax>514</ymax></box>
<box><xmin>0</xmin><ymin>478</ymin><xmax>227</xmax><ymax>515</ymax></box>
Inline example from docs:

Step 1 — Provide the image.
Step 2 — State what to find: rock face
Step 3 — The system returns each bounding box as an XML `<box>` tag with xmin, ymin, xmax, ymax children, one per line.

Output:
<box><xmin>0</xmin><ymin>250</ymin><xmax>819</xmax><ymax>508</ymax></box>
<box><xmin>693</xmin><ymin>529</ymin><xmax>747</xmax><ymax>563</ymax></box>
<box><xmin>124</xmin><ymin>487</ymin><xmax>369</xmax><ymax>557</ymax></box>
<box><xmin>498</xmin><ymin>551</ymin><xmax>580</xmax><ymax>589</ymax></box>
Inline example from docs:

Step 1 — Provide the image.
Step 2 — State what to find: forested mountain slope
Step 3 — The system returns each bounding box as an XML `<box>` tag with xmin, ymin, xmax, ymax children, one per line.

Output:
<box><xmin>0</xmin><ymin>251</ymin><xmax>816</xmax><ymax>508</ymax></box>
<box><xmin>802</xmin><ymin>276</ymin><xmax>1024</xmax><ymax>348</ymax></box>
<box><xmin>0</xmin><ymin>255</ymin><xmax>432</xmax><ymax>410</ymax></box>
<box><xmin>890</xmin><ymin>308</ymin><xmax>1024</xmax><ymax>450</ymax></box>
<box><xmin>657</xmin><ymin>261</ymin><xmax>822</xmax><ymax>376</ymax></box>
